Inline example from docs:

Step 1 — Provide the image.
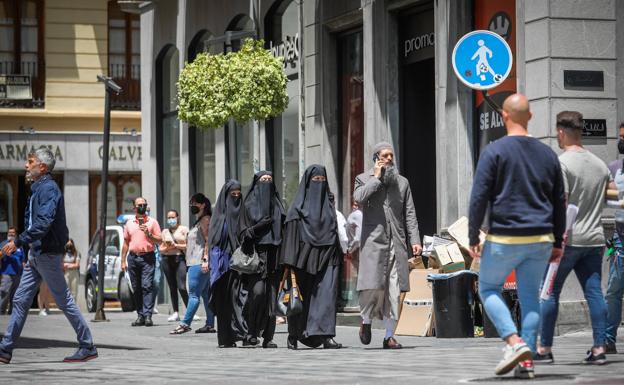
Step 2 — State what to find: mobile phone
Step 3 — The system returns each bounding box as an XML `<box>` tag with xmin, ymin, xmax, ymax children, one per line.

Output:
<box><xmin>138</xmin><ymin>217</ymin><xmax>144</xmax><ymax>225</ymax></box>
<box><xmin>373</xmin><ymin>153</ymin><xmax>379</xmax><ymax>162</ymax></box>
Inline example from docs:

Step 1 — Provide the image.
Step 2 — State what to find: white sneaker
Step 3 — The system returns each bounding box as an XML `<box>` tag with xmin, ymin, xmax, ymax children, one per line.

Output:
<box><xmin>495</xmin><ymin>341</ymin><xmax>533</xmax><ymax>375</ymax></box>
<box><xmin>39</xmin><ymin>309</ymin><xmax>49</xmax><ymax>316</ymax></box>
<box><xmin>152</xmin><ymin>308</ymin><xmax>159</xmax><ymax>314</ymax></box>
<box><xmin>168</xmin><ymin>312</ymin><xmax>180</xmax><ymax>322</ymax></box>
<box><xmin>193</xmin><ymin>315</ymin><xmax>201</xmax><ymax>321</ymax></box>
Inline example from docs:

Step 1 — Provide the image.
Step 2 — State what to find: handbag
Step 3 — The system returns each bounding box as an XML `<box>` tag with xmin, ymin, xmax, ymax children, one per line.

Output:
<box><xmin>276</xmin><ymin>268</ymin><xmax>304</xmax><ymax>317</ymax></box>
<box><xmin>229</xmin><ymin>245</ymin><xmax>264</xmax><ymax>274</ymax></box>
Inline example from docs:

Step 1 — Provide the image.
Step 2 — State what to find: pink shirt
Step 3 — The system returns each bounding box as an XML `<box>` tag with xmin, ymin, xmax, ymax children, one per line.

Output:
<box><xmin>124</xmin><ymin>216</ymin><xmax>162</xmax><ymax>254</ymax></box>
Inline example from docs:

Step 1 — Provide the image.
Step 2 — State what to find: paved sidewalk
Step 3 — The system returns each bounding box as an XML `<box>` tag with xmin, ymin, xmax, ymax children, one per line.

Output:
<box><xmin>0</xmin><ymin>310</ymin><xmax>623</xmax><ymax>384</ymax></box>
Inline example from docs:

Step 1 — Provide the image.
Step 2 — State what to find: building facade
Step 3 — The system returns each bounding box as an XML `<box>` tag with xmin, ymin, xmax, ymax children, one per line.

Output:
<box><xmin>141</xmin><ymin>0</ymin><xmax>623</xmax><ymax>315</ymax></box>
<box><xmin>0</xmin><ymin>1</ymin><xmax>143</xmax><ymax>288</ymax></box>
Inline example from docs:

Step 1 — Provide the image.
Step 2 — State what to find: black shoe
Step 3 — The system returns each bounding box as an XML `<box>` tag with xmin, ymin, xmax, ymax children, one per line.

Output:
<box><xmin>0</xmin><ymin>348</ymin><xmax>12</xmax><ymax>364</ymax></box>
<box><xmin>144</xmin><ymin>316</ymin><xmax>153</xmax><ymax>327</ymax></box>
<box><xmin>383</xmin><ymin>337</ymin><xmax>403</xmax><ymax>349</ymax></box>
<box><xmin>532</xmin><ymin>351</ymin><xmax>554</xmax><ymax>364</ymax></box>
<box><xmin>359</xmin><ymin>322</ymin><xmax>372</xmax><ymax>345</ymax></box>
<box><xmin>262</xmin><ymin>340</ymin><xmax>278</xmax><ymax>348</ymax></box>
<box><xmin>195</xmin><ymin>325</ymin><xmax>217</xmax><ymax>334</ymax></box>
<box><xmin>219</xmin><ymin>343</ymin><xmax>237</xmax><ymax>348</ymax></box>
<box><xmin>63</xmin><ymin>346</ymin><xmax>98</xmax><ymax>363</ymax></box>
<box><xmin>583</xmin><ymin>350</ymin><xmax>607</xmax><ymax>365</ymax></box>
<box><xmin>243</xmin><ymin>336</ymin><xmax>259</xmax><ymax>347</ymax></box>
<box><xmin>323</xmin><ymin>338</ymin><xmax>342</xmax><ymax>349</ymax></box>
<box><xmin>131</xmin><ymin>316</ymin><xmax>145</xmax><ymax>327</ymax></box>
<box><xmin>287</xmin><ymin>336</ymin><xmax>298</xmax><ymax>350</ymax></box>
<box><xmin>606</xmin><ymin>342</ymin><xmax>617</xmax><ymax>354</ymax></box>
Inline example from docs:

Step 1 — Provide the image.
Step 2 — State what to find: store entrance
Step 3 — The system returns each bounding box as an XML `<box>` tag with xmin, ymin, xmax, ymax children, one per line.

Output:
<box><xmin>399</xmin><ymin>6</ymin><xmax>436</xmax><ymax>239</ymax></box>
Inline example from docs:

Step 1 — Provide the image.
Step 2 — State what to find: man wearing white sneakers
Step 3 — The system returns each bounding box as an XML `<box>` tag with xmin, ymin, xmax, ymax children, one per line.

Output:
<box><xmin>469</xmin><ymin>94</ymin><xmax>566</xmax><ymax>379</ymax></box>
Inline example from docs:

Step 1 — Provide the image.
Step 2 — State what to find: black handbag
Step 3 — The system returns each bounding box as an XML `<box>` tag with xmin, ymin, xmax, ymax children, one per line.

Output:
<box><xmin>276</xmin><ymin>268</ymin><xmax>304</xmax><ymax>317</ymax></box>
<box><xmin>229</xmin><ymin>245</ymin><xmax>264</xmax><ymax>274</ymax></box>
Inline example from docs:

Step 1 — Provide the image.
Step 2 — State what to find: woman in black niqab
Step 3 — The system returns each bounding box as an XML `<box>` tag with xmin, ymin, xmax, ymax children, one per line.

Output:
<box><xmin>238</xmin><ymin>171</ymin><xmax>285</xmax><ymax>348</ymax></box>
<box><xmin>208</xmin><ymin>180</ymin><xmax>247</xmax><ymax>348</ymax></box>
<box><xmin>280</xmin><ymin>164</ymin><xmax>343</xmax><ymax>350</ymax></box>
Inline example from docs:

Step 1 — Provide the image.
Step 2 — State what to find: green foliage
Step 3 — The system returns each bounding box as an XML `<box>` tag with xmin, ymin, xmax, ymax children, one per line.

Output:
<box><xmin>177</xmin><ymin>39</ymin><xmax>289</xmax><ymax>129</ymax></box>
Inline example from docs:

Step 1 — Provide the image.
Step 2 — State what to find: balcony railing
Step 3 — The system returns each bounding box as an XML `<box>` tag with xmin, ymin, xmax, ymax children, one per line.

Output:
<box><xmin>0</xmin><ymin>60</ymin><xmax>45</xmax><ymax>108</ymax></box>
<box><xmin>109</xmin><ymin>63</ymin><xmax>141</xmax><ymax>111</ymax></box>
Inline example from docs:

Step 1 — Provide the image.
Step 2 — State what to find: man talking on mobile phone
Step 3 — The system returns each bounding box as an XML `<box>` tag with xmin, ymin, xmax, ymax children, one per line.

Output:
<box><xmin>121</xmin><ymin>197</ymin><xmax>162</xmax><ymax>327</ymax></box>
<box><xmin>353</xmin><ymin>141</ymin><xmax>421</xmax><ymax>350</ymax></box>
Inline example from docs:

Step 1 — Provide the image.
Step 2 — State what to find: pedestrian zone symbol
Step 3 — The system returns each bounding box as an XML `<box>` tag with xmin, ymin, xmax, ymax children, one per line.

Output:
<box><xmin>452</xmin><ymin>30</ymin><xmax>513</xmax><ymax>91</ymax></box>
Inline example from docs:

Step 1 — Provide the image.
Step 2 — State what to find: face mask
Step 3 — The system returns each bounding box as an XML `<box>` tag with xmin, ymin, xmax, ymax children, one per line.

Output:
<box><xmin>618</xmin><ymin>139</ymin><xmax>624</xmax><ymax>155</ymax></box>
<box><xmin>190</xmin><ymin>205</ymin><xmax>200</xmax><ymax>215</ymax></box>
<box><xmin>167</xmin><ymin>218</ymin><xmax>177</xmax><ymax>227</ymax></box>
<box><xmin>136</xmin><ymin>204</ymin><xmax>147</xmax><ymax>215</ymax></box>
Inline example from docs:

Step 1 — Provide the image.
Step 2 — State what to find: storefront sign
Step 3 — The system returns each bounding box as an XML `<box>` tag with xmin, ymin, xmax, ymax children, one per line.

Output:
<box><xmin>564</xmin><ymin>70</ymin><xmax>604</xmax><ymax>91</ymax></box>
<box><xmin>269</xmin><ymin>33</ymin><xmax>299</xmax><ymax>74</ymax></box>
<box><xmin>399</xmin><ymin>8</ymin><xmax>435</xmax><ymax>64</ymax></box>
<box><xmin>582</xmin><ymin>119</ymin><xmax>607</xmax><ymax>137</ymax></box>
<box><xmin>474</xmin><ymin>0</ymin><xmax>517</xmax><ymax>153</ymax></box>
<box><xmin>0</xmin><ymin>133</ymin><xmax>142</xmax><ymax>172</ymax></box>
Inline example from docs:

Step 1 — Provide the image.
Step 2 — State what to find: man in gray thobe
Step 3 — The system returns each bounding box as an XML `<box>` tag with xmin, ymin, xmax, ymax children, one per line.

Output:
<box><xmin>353</xmin><ymin>141</ymin><xmax>421</xmax><ymax>349</ymax></box>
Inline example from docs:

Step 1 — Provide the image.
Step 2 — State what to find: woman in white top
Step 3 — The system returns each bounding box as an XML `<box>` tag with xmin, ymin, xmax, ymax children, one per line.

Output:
<box><xmin>63</xmin><ymin>239</ymin><xmax>80</xmax><ymax>298</ymax></box>
<box><xmin>160</xmin><ymin>210</ymin><xmax>190</xmax><ymax>322</ymax></box>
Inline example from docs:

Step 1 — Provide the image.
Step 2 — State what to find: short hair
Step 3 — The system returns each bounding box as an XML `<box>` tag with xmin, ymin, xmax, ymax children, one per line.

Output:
<box><xmin>556</xmin><ymin>111</ymin><xmax>583</xmax><ymax>132</ymax></box>
<box><xmin>7</xmin><ymin>226</ymin><xmax>17</xmax><ymax>233</ymax></box>
<box><xmin>134</xmin><ymin>196</ymin><xmax>147</xmax><ymax>206</ymax></box>
<box><xmin>29</xmin><ymin>147</ymin><xmax>56</xmax><ymax>172</ymax></box>
<box><xmin>619</xmin><ymin>121</ymin><xmax>624</xmax><ymax>129</ymax></box>
<box><xmin>167</xmin><ymin>209</ymin><xmax>179</xmax><ymax>217</ymax></box>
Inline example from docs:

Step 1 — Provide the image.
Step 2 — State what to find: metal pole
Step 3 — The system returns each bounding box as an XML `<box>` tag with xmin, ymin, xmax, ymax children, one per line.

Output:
<box><xmin>94</xmin><ymin>75</ymin><xmax>122</xmax><ymax>322</ymax></box>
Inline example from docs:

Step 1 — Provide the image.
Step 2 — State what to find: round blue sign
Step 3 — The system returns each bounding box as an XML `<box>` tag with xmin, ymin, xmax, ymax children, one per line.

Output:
<box><xmin>452</xmin><ymin>30</ymin><xmax>513</xmax><ymax>91</ymax></box>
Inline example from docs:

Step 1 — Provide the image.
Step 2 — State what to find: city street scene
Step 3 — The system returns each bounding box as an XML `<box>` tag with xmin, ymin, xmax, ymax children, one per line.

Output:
<box><xmin>1</xmin><ymin>0</ymin><xmax>624</xmax><ymax>384</ymax></box>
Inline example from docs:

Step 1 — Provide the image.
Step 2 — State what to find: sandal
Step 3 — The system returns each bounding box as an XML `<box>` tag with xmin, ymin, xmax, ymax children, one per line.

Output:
<box><xmin>169</xmin><ymin>324</ymin><xmax>192</xmax><ymax>335</ymax></box>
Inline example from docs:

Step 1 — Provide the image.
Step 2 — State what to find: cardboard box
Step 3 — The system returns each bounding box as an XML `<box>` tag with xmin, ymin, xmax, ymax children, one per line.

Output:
<box><xmin>432</xmin><ymin>242</ymin><xmax>465</xmax><ymax>273</ymax></box>
<box><xmin>396</xmin><ymin>269</ymin><xmax>435</xmax><ymax>336</ymax></box>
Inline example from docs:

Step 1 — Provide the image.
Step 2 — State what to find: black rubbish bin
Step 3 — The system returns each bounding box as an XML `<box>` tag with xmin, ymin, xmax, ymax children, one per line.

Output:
<box><xmin>482</xmin><ymin>289</ymin><xmax>520</xmax><ymax>338</ymax></box>
<box><xmin>428</xmin><ymin>270</ymin><xmax>478</xmax><ymax>338</ymax></box>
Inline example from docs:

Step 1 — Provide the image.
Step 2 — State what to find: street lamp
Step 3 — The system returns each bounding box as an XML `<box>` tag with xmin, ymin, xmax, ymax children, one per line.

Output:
<box><xmin>93</xmin><ymin>75</ymin><xmax>122</xmax><ymax>322</ymax></box>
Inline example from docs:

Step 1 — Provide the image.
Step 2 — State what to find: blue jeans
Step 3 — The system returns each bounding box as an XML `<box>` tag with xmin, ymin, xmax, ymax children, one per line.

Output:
<box><xmin>0</xmin><ymin>253</ymin><xmax>94</xmax><ymax>353</ymax></box>
<box><xmin>606</xmin><ymin>235</ymin><xmax>624</xmax><ymax>344</ymax></box>
<box><xmin>181</xmin><ymin>265</ymin><xmax>215</xmax><ymax>327</ymax></box>
<box><xmin>540</xmin><ymin>246</ymin><xmax>607</xmax><ymax>348</ymax></box>
<box><xmin>479</xmin><ymin>240</ymin><xmax>551</xmax><ymax>352</ymax></box>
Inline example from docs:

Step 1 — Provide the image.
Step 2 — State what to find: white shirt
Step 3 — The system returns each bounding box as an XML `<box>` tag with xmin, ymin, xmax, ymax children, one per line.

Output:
<box><xmin>335</xmin><ymin>210</ymin><xmax>349</xmax><ymax>254</ymax></box>
<box><xmin>347</xmin><ymin>209</ymin><xmax>363</xmax><ymax>252</ymax></box>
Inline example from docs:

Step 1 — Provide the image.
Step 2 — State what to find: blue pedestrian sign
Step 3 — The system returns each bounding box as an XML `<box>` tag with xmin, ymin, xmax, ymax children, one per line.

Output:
<box><xmin>452</xmin><ymin>30</ymin><xmax>513</xmax><ymax>91</ymax></box>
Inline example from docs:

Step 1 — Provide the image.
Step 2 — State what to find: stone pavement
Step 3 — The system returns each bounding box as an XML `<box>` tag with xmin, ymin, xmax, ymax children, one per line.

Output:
<box><xmin>0</xmin><ymin>310</ymin><xmax>623</xmax><ymax>384</ymax></box>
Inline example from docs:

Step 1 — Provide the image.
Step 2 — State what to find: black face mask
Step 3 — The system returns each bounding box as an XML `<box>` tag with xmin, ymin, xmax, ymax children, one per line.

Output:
<box><xmin>136</xmin><ymin>204</ymin><xmax>147</xmax><ymax>215</ymax></box>
<box><xmin>618</xmin><ymin>140</ymin><xmax>624</xmax><ymax>155</ymax></box>
<box><xmin>190</xmin><ymin>205</ymin><xmax>200</xmax><ymax>215</ymax></box>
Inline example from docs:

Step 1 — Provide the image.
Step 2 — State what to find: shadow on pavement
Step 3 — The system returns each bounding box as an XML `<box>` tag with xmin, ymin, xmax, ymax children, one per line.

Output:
<box><xmin>1</xmin><ymin>335</ymin><xmax>146</xmax><ymax>351</ymax></box>
<box><xmin>467</xmin><ymin>373</ymin><xmax>576</xmax><ymax>382</ymax></box>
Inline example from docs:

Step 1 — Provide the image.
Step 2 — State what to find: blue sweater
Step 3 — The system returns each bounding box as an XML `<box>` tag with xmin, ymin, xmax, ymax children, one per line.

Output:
<box><xmin>468</xmin><ymin>136</ymin><xmax>566</xmax><ymax>248</ymax></box>
<box><xmin>15</xmin><ymin>174</ymin><xmax>69</xmax><ymax>257</ymax></box>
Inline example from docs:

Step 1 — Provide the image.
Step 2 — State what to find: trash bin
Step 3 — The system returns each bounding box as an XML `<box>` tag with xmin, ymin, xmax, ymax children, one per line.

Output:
<box><xmin>482</xmin><ymin>289</ymin><xmax>520</xmax><ymax>338</ymax></box>
<box><xmin>428</xmin><ymin>270</ymin><xmax>478</xmax><ymax>338</ymax></box>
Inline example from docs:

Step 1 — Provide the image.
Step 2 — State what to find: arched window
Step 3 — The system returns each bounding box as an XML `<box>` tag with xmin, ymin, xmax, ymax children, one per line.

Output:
<box><xmin>187</xmin><ymin>30</ymin><xmax>218</xmax><ymax>202</ymax></box>
<box><xmin>156</xmin><ymin>45</ymin><xmax>180</xmax><ymax>225</ymax></box>
<box><xmin>265</xmin><ymin>0</ymin><xmax>300</xmax><ymax>205</ymax></box>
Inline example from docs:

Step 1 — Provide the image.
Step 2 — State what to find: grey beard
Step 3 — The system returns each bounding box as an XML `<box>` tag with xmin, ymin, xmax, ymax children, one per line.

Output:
<box><xmin>383</xmin><ymin>166</ymin><xmax>399</xmax><ymax>185</ymax></box>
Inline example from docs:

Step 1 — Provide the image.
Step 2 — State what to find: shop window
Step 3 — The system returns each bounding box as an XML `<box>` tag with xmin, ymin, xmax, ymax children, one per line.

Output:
<box><xmin>156</xmin><ymin>45</ymin><xmax>180</xmax><ymax>225</ymax></box>
<box><xmin>0</xmin><ymin>0</ymin><xmax>44</xmax><ymax>108</ymax></box>
<box><xmin>108</xmin><ymin>0</ymin><xmax>140</xmax><ymax>110</ymax></box>
<box><xmin>89</xmin><ymin>175</ymin><xmax>141</xmax><ymax>238</ymax></box>
<box><xmin>265</xmin><ymin>0</ymin><xmax>300</xmax><ymax>206</ymax></box>
<box><xmin>0</xmin><ymin>179</ymin><xmax>13</xmax><ymax>237</ymax></box>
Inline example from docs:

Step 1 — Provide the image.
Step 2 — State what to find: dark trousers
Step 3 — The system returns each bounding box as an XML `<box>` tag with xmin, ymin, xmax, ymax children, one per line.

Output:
<box><xmin>127</xmin><ymin>252</ymin><xmax>156</xmax><ymax>317</ymax></box>
<box><xmin>161</xmin><ymin>255</ymin><xmax>189</xmax><ymax>313</ymax></box>
<box><xmin>0</xmin><ymin>274</ymin><xmax>20</xmax><ymax>314</ymax></box>
<box><xmin>244</xmin><ymin>270</ymin><xmax>278</xmax><ymax>341</ymax></box>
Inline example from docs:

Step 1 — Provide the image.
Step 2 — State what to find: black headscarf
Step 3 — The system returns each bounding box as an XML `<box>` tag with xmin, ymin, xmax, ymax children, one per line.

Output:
<box><xmin>241</xmin><ymin>171</ymin><xmax>285</xmax><ymax>245</ymax></box>
<box><xmin>207</xmin><ymin>180</ymin><xmax>242</xmax><ymax>254</ymax></box>
<box><xmin>285</xmin><ymin>164</ymin><xmax>337</xmax><ymax>246</ymax></box>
